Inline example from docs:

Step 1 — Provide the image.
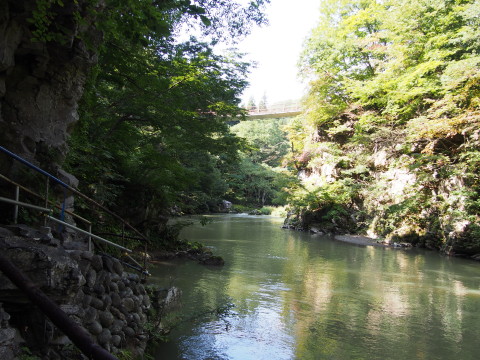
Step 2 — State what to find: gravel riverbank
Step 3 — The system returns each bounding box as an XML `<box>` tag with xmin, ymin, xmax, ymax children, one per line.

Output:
<box><xmin>334</xmin><ymin>235</ymin><xmax>389</xmax><ymax>247</ymax></box>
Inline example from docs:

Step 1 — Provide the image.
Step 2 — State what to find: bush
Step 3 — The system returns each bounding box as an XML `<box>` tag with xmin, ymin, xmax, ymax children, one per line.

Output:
<box><xmin>231</xmin><ymin>204</ymin><xmax>255</xmax><ymax>213</ymax></box>
<box><xmin>270</xmin><ymin>206</ymin><xmax>288</xmax><ymax>217</ymax></box>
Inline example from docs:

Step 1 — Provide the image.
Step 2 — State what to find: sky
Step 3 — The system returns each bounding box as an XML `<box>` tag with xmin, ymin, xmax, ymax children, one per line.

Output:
<box><xmin>237</xmin><ymin>0</ymin><xmax>321</xmax><ymax>106</ymax></box>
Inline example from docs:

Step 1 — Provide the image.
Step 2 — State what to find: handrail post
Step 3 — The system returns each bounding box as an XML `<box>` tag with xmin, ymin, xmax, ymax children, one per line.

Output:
<box><xmin>44</xmin><ymin>178</ymin><xmax>49</xmax><ymax>227</ymax></box>
<box><xmin>13</xmin><ymin>186</ymin><xmax>19</xmax><ymax>224</ymax></box>
<box><xmin>88</xmin><ymin>224</ymin><xmax>92</xmax><ymax>252</ymax></box>
<box><xmin>0</xmin><ymin>146</ymin><xmax>148</xmax><ymax>276</ymax></box>
<box><xmin>122</xmin><ymin>223</ymin><xmax>125</xmax><ymax>248</ymax></box>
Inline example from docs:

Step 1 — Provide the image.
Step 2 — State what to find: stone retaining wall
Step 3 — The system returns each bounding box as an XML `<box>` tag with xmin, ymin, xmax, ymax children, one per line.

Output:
<box><xmin>0</xmin><ymin>226</ymin><xmax>174</xmax><ymax>359</ymax></box>
<box><xmin>67</xmin><ymin>250</ymin><xmax>151</xmax><ymax>356</ymax></box>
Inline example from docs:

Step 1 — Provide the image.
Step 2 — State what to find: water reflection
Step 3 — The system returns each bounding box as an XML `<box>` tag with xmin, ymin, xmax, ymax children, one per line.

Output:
<box><xmin>152</xmin><ymin>215</ymin><xmax>480</xmax><ymax>360</ymax></box>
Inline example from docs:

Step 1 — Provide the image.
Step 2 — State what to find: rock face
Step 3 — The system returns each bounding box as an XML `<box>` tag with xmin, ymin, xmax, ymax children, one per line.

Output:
<box><xmin>0</xmin><ymin>303</ymin><xmax>16</xmax><ymax>359</ymax></box>
<box><xmin>0</xmin><ymin>0</ymin><xmax>101</xmax><ymax>174</ymax></box>
<box><xmin>286</xmin><ymin>132</ymin><xmax>480</xmax><ymax>260</ymax></box>
<box><xmin>0</xmin><ymin>225</ymin><xmax>178</xmax><ymax>359</ymax></box>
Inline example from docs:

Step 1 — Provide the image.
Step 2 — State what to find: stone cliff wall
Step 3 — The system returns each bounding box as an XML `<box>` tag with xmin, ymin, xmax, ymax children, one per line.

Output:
<box><xmin>0</xmin><ymin>0</ymin><xmax>101</xmax><ymax>175</ymax></box>
<box><xmin>285</xmin><ymin>130</ymin><xmax>480</xmax><ymax>259</ymax></box>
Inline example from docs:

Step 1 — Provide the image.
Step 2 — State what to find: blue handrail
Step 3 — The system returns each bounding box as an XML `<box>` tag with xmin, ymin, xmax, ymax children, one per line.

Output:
<box><xmin>0</xmin><ymin>145</ymin><xmax>150</xmax><ymax>276</ymax></box>
<box><xmin>0</xmin><ymin>146</ymin><xmax>71</xmax><ymax>190</ymax></box>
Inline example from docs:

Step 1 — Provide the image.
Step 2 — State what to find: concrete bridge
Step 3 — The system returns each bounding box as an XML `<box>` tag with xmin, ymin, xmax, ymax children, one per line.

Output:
<box><xmin>246</xmin><ymin>101</ymin><xmax>302</xmax><ymax>119</ymax></box>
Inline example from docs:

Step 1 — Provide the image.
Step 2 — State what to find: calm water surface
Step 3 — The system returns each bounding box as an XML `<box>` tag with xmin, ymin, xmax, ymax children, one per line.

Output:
<box><xmin>151</xmin><ymin>214</ymin><xmax>480</xmax><ymax>360</ymax></box>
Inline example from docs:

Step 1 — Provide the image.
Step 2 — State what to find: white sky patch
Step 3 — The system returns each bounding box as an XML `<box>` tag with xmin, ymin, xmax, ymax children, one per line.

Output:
<box><xmin>175</xmin><ymin>1</ymin><xmax>320</xmax><ymax>106</ymax></box>
<box><xmin>237</xmin><ymin>0</ymin><xmax>320</xmax><ymax>106</ymax></box>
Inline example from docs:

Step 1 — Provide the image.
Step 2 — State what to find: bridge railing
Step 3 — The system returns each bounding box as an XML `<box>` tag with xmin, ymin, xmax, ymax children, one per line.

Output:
<box><xmin>0</xmin><ymin>146</ymin><xmax>149</xmax><ymax>277</ymax></box>
<box><xmin>246</xmin><ymin>101</ymin><xmax>302</xmax><ymax>116</ymax></box>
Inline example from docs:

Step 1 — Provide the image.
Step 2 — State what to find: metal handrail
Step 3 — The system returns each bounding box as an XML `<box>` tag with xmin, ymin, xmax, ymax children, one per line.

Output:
<box><xmin>0</xmin><ymin>146</ymin><xmax>71</xmax><ymax>188</ymax></box>
<box><xmin>46</xmin><ymin>216</ymin><xmax>132</xmax><ymax>253</ymax></box>
<box><xmin>0</xmin><ymin>146</ymin><xmax>148</xmax><ymax>242</ymax></box>
<box><xmin>0</xmin><ymin>174</ymin><xmax>91</xmax><ymax>225</ymax></box>
<box><xmin>0</xmin><ymin>146</ymin><xmax>149</xmax><ymax>276</ymax></box>
<box><xmin>0</xmin><ymin>196</ymin><xmax>52</xmax><ymax>214</ymax></box>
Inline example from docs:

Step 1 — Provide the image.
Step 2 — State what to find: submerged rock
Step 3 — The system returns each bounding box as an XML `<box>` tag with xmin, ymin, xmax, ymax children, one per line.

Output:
<box><xmin>199</xmin><ymin>255</ymin><xmax>225</xmax><ymax>266</ymax></box>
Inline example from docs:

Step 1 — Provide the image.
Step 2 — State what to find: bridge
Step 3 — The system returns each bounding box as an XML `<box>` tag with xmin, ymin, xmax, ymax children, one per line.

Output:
<box><xmin>246</xmin><ymin>101</ymin><xmax>302</xmax><ymax>119</ymax></box>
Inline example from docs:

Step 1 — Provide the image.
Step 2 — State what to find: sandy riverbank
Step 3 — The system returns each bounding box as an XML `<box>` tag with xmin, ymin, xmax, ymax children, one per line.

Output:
<box><xmin>334</xmin><ymin>234</ymin><xmax>389</xmax><ymax>247</ymax></box>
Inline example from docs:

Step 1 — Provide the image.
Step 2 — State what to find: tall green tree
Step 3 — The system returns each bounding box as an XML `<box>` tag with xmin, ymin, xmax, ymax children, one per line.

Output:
<box><xmin>287</xmin><ymin>0</ymin><xmax>480</xmax><ymax>249</ymax></box>
<box><xmin>225</xmin><ymin>118</ymin><xmax>296</xmax><ymax>207</ymax></box>
<box><xmin>65</xmin><ymin>0</ymin><xmax>271</xmax><ymax>229</ymax></box>
<box><xmin>231</xmin><ymin>118</ymin><xmax>290</xmax><ymax>166</ymax></box>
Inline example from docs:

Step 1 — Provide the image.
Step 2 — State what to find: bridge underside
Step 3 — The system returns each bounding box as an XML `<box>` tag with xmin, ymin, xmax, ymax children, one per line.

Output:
<box><xmin>246</xmin><ymin>111</ymin><xmax>302</xmax><ymax>120</ymax></box>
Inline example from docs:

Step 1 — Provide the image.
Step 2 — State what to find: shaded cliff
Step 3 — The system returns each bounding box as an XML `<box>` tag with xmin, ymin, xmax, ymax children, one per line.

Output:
<box><xmin>0</xmin><ymin>0</ymin><xmax>101</xmax><ymax>175</ymax></box>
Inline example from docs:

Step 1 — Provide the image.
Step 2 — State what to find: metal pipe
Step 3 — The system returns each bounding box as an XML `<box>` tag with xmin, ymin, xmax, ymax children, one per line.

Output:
<box><xmin>0</xmin><ymin>253</ymin><xmax>119</xmax><ymax>360</ymax></box>
<box><xmin>14</xmin><ymin>186</ymin><xmax>19</xmax><ymax>224</ymax></box>
<box><xmin>69</xmin><ymin>187</ymin><xmax>148</xmax><ymax>242</ymax></box>
<box><xmin>99</xmin><ymin>252</ymin><xmax>150</xmax><ymax>276</ymax></box>
<box><xmin>0</xmin><ymin>147</ymin><xmax>147</xmax><ymax>242</ymax></box>
<box><xmin>124</xmin><ymin>253</ymin><xmax>145</xmax><ymax>272</ymax></box>
<box><xmin>0</xmin><ymin>146</ymin><xmax>70</xmax><ymax>188</ymax></box>
<box><xmin>96</xmin><ymin>233</ymin><xmax>143</xmax><ymax>241</ymax></box>
<box><xmin>0</xmin><ymin>174</ymin><xmax>91</xmax><ymax>225</ymax></box>
<box><xmin>88</xmin><ymin>224</ymin><xmax>92</xmax><ymax>252</ymax></box>
<box><xmin>44</xmin><ymin>178</ymin><xmax>49</xmax><ymax>227</ymax></box>
<box><xmin>1</xmin><ymin>146</ymin><xmax>147</xmax><ymax>274</ymax></box>
<box><xmin>0</xmin><ymin>196</ymin><xmax>52</xmax><ymax>213</ymax></box>
<box><xmin>46</xmin><ymin>216</ymin><xmax>132</xmax><ymax>253</ymax></box>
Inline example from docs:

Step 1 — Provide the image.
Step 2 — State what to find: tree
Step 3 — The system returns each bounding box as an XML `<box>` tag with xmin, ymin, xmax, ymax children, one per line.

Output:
<box><xmin>64</xmin><ymin>0</ymin><xmax>271</xmax><ymax>229</ymax></box>
<box><xmin>286</xmin><ymin>0</ymin><xmax>480</xmax><ymax>247</ymax></box>
<box><xmin>225</xmin><ymin>117</ymin><xmax>296</xmax><ymax>206</ymax></box>
<box><xmin>258</xmin><ymin>92</ymin><xmax>268</xmax><ymax>111</ymax></box>
<box><xmin>231</xmin><ymin>118</ymin><xmax>290</xmax><ymax>166</ymax></box>
<box><xmin>247</xmin><ymin>95</ymin><xmax>257</xmax><ymax>111</ymax></box>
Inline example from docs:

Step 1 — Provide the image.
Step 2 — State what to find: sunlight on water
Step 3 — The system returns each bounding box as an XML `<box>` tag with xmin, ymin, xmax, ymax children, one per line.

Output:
<box><xmin>152</xmin><ymin>215</ymin><xmax>480</xmax><ymax>360</ymax></box>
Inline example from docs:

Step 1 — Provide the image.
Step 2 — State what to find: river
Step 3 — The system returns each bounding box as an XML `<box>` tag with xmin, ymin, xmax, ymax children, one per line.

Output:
<box><xmin>151</xmin><ymin>214</ymin><xmax>480</xmax><ymax>360</ymax></box>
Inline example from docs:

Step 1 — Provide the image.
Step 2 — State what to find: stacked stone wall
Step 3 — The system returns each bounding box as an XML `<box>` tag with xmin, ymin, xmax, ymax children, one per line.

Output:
<box><xmin>0</xmin><ymin>227</ymin><xmax>159</xmax><ymax>359</ymax></box>
<box><xmin>68</xmin><ymin>250</ymin><xmax>151</xmax><ymax>357</ymax></box>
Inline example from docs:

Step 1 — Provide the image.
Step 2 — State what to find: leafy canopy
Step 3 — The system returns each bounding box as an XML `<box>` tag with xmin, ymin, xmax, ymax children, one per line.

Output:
<box><xmin>64</xmin><ymin>0</ymin><xmax>271</xmax><ymax>224</ymax></box>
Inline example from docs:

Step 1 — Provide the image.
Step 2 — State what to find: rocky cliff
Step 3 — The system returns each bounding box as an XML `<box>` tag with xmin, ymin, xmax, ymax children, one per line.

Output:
<box><xmin>0</xmin><ymin>0</ymin><xmax>101</xmax><ymax>175</ymax></box>
<box><xmin>284</xmin><ymin>115</ymin><xmax>480</xmax><ymax>259</ymax></box>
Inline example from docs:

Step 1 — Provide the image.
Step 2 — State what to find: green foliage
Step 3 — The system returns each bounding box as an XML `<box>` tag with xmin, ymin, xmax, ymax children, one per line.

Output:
<box><xmin>288</xmin><ymin>179</ymin><xmax>359</xmax><ymax>212</ymax></box>
<box><xmin>284</xmin><ymin>0</ymin><xmax>480</xmax><ymax>245</ymax></box>
<box><xmin>223</xmin><ymin>153</ymin><xmax>297</xmax><ymax>207</ymax></box>
<box><xmin>18</xmin><ymin>347</ymin><xmax>40</xmax><ymax>360</ymax></box>
<box><xmin>219</xmin><ymin>117</ymin><xmax>297</xmax><ymax>207</ymax></box>
<box><xmin>117</xmin><ymin>349</ymin><xmax>135</xmax><ymax>360</ymax></box>
<box><xmin>231</xmin><ymin>118</ymin><xmax>290</xmax><ymax>166</ymax></box>
<box><xmin>28</xmin><ymin>0</ymin><xmax>72</xmax><ymax>43</ymax></box>
<box><xmin>249</xmin><ymin>206</ymin><xmax>274</xmax><ymax>215</ymax></box>
<box><xmin>65</xmin><ymin>1</ymin><xmax>273</xmax><ymax>232</ymax></box>
<box><xmin>270</xmin><ymin>206</ymin><xmax>288</xmax><ymax>217</ymax></box>
<box><xmin>231</xmin><ymin>204</ymin><xmax>255</xmax><ymax>213</ymax></box>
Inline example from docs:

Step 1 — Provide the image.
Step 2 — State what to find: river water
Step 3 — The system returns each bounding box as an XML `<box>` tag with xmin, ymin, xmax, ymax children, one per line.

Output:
<box><xmin>151</xmin><ymin>214</ymin><xmax>480</xmax><ymax>360</ymax></box>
